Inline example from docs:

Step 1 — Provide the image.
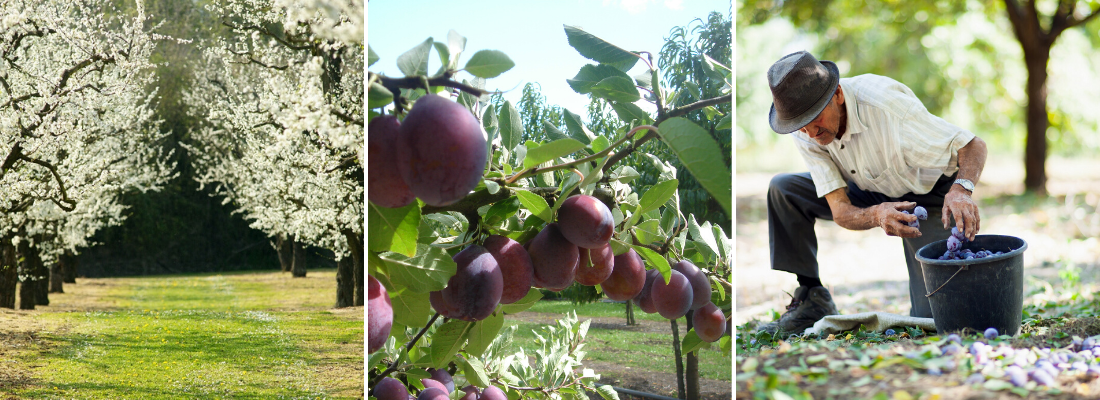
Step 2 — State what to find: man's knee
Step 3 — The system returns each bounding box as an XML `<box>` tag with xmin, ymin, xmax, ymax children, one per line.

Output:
<box><xmin>769</xmin><ymin>173</ymin><xmax>804</xmax><ymax>197</ymax></box>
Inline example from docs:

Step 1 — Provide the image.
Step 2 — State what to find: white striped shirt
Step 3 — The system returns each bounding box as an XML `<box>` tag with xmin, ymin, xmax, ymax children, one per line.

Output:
<box><xmin>793</xmin><ymin>74</ymin><xmax>976</xmax><ymax>198</ymax></box>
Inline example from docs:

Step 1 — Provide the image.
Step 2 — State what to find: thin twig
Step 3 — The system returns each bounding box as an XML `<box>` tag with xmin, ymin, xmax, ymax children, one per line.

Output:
<box><xmin>368</xmin><ymin>313</ymin><xmax>441</xmax><ymax>386</ymax></box>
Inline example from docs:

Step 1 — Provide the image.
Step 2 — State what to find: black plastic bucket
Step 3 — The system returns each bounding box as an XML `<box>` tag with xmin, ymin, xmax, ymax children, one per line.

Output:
<box><xmin>915</xmin><ymin>235</ymin><xmax>1028</xmax><ymax>336</ymax></box>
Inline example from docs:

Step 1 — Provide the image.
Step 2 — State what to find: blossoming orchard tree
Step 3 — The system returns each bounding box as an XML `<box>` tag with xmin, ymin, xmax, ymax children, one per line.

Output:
<box><xmin>185</xmin><ymin>0</ymin><xmax>364</xmax><ymax>307</ymax></box>
<box><xmin>0</xmin><ymin>0</ymin><xmax>174</xmax><ymax>309</ymax></box>
<box><xmin>368</xmin><ymin>26</ymin><xmax>732</xmax><ymax>400</ymax></box>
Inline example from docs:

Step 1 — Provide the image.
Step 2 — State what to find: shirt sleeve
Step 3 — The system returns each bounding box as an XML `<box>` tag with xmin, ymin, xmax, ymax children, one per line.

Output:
<box><xmin>792</xmin><ymin>132</ymin><xmax>847</xmax><ymax>198</ymax></box>
<box><xmin>898</xmin><ymin>101</ymin><xmax>976</xmax><ymax>172</ymax></box>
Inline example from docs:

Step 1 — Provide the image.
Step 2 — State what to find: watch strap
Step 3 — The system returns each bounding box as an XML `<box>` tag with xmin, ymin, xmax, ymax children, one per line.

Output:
<box><xmin>953</xmin><ymin>179</ymin><xmax>974</xmax><ymax>192</ymax></box>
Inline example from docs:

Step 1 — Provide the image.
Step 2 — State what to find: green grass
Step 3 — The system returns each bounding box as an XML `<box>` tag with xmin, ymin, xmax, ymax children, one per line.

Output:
<box><xmin>513</xmin><ymin>300</ymin><xmax>732</xmax><ymax>381</ymax></box>
<box><xmin>7</xmin><ymin>270</ymin><xmax>362</xmax><ymax>399</ymax></box>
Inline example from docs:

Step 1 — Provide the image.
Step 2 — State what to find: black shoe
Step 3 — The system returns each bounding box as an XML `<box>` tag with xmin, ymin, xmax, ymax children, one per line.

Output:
<box><xmin>757</xmin><ymin>286</ymin><xmax>839</xmax><ymax>335</ymax></box>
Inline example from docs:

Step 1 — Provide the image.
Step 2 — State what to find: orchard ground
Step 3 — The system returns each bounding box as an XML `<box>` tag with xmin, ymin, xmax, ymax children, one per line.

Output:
<box><xmin>510</xmin><ymin>300</ymin><xmax>733</xmax><ymax>400</ymax></box>
<box><xmin>0</xmin><ymin>269</ymin><xmax>363</xmax><ymax>399</ymax></box>
<box><xmin>736</xmin><ymin>156</ymin><xmax>1100</xmax><ymax>399</ymax></box>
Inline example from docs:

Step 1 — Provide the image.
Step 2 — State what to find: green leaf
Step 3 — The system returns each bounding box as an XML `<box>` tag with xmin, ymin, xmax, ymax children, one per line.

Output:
<box><xmin>633</xmin><ymin>219</ymin><xmax>662</xmax><ymax>246</ymax></box>
<box><xmin>397</xmin><ymin>37</ymin><xmax>433</xmax><ymax>77</ymax></box>
<box><xmin>688</xmin><ymin>215</ymin><xmax>719</xmax><ymax>257</ymax></box>
<box><xmin>501</xmin><ymin>288</ymin><xmax>543</xmax><ymax>314</ymax></box>
<box><xmin>431</xmin><ymin>320</ymin><xmax>472</xmax><ymax>368</ymax></box>
<box><xmin>367</xmin><ymin>83</ymin><xmax>393</xmax><ymax>109</ymax></box>
<box><xmin>523</xmin><ymin>139</ymin><xmax>585</xmax><ymax>169</ymax></box>
<box><xmin>459</xmin><ymin>357</ymin><xmax>492</xmax><ymax>388</ymax></box>
<box><xmin>657</xmin><ymin>118</ymin><xmax>732</xmax><ymax>214</ymax></box>
<box><xmin>484</xmin><ymin>196</ymin><xmax>520</xmax><ymax>226</ymax></box>
<box><xmin>499</xmin><ymin>101</ymin><xmax>523</xmax><ymax>153</ymax></box>
<box><xmin>713</xmin><ymin>223</ymin><xmax>733</xmax><ymax>262</ymax></box>
<box><xmin>595</xmin><ymin>385</ymin><xmax>620</xmax><ymax>400</ymax></box>
<box><xmin>610</xmin><ymin>101</ymin><xmax>652</xmax><ymax>126</ymax></box>
<box><xmin>515</xmin><ymin>190</ymin><xmax>552</xmax><ymax>223</ymax></box>
<box><xmin>612</xmin><ymin>166</ymin><xmax>640</xmax><ymax>183</ymax></box>
<box><xmin>566</xmin><ymin>64</ymin><xmax>631</xmax><ymax>94</ymax></box>
<box><xmin>465</xmin><ymin>311</ymin><xmax>504</xmax><ymax>358</ymax></box>
<box><xmin>389</xmin><ymin>290</ymin><xmax>430</xmax><ymax>328</ymax></box>
<box><xmin>682</xmin><ymin>330</ymin><xmax>711</xmax><ymax>354</ymax></box>
<box><xmin>367</xmin><ymin>45</ymin><xmax>379</xmax><ymax>67</ymax></box>
<box><xmin>562</xmin><ymin>110</ymin><xmax>594</xmax><ymax>144</ymax></box>
<box><xmin>590</xmin><ymin>77</ymin><xmax>640</xmax><ymax>103</ymax></box>
<box><xmin>380</xmin><ymin>244</ymin><xmax>457</xmax><ymax>293</ymax></box>
<box><xmin>368</xmin><ymin>202</ymin><xmax>421</xmax><ymax>257</ymax></box>
<box><xmin>563</xmin><ymin>25</ymin><xmax>639</xmax><ymax>72</ymax></box>
<box><xmin>632</xmin><ymin>245</ymin><xmax>670</xmax><ymax>283</ymax></box>
<box><xmin>590</xmin><ymin>136</ymin><xmax>611</xmax><ymax>154</ymax></box>
<box><xmin>634</xmin><ymin>71</ymin><xmax>652</xmax><ymax>89</ymax></box>
<box><xmin>465</xmin><ymin>50</ymin><xmax>515</xmax><ymax>78</ymax></box>
<box><xmin>432</xmin><ymin>42</ymin><xmax>450</xmax><ymax>75</ymax></box>
<box><xmin>447</xmin><ymin>30</ymin><xmax>466</xmax><ymax>68</ymax></box>
<box><xmin>638</xmin><ymin>179</ymin><xmax>678</xmax><ymax>215</ymax></box>
<box><xmin>542</xmin><ymin>121</ymin><xmax>570</xmax><ymax>141</ymax></box>
<box><xmin>716</xmin><ymin>114</ymin><xmax>732</xmax><ymax>130</ymax></box>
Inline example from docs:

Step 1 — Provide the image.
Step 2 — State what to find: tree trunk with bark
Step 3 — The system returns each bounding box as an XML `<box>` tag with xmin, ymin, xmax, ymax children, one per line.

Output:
<box><xmin>49</xmin><ymin>262</ymin><xmax>63</xmax><ymax>293</ymax></box>
<box><xmin>336</xmin><ymin>254</ymin><xmax>354</xmax><ymax>308</ymax></box>
<box><xmin>625</xmin><ymin>300</ymin><xmax>636</xmax><ymax>325</ymax></box>
<box><xmin>671</xmin><ymin>319</ymin><xmax>686</xmax><ymax>399</ymax></box>
<box><xmin>0</xmin><ymin>237</ymin><xmax>17</xmax><ymax>309</ymax></box>
<box><xmin>31</xmin><ymin>245</ymin><xmax>48</xmax><ymax>306</ymax></box>
<box><xmin>685</xmin><ymin>310</ymin><xmax>700</xmax><ymax>400</ymax></box>
<box><xmin>276</xmin><ymin>234</ymin><xmax>293</xmax><ymax>272</ymax></box>
<box><xmin>17</xmin><ymin>240</ymin><xmax>35</xmax><ymax>310</ymax></box>
<box><xmin>342</xmin><ymin>229</ymin><xmax>364</xmax><ymax>306</ymax></box>
<box><xmin>62</xmin><ymin>250</ymin><xmax>77</xmax><ymax>283</ymax></box>
<box><xmin>291</xmin><ymin>240</ymin><xmax>307</xmax><ymax>277</ymax></box>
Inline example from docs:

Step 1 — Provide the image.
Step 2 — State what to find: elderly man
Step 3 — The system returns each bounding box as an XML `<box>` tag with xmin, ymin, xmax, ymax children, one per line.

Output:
<box><xmin>760</xmin><ymin>51</ymin><xmax>987</xmax><ymax>334</ymax></box>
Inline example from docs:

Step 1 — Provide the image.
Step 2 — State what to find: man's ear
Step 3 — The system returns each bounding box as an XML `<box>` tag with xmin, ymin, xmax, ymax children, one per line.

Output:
<box><xmin>835</xmin><ymin>84</ymin><xmax>845</xmax><ymax>106</ymax></box>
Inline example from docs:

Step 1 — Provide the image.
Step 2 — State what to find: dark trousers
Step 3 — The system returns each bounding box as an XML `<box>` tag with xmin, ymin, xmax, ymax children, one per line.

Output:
<box><xmin>767</xmin><ymin>172</ymin><xmax>956</xmax><ymax>318</ymax></box>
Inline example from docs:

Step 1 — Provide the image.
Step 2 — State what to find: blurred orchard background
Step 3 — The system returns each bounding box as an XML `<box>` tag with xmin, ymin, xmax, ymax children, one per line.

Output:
<box><xmin>734</xmin><ymin>0</ymin><xmax>1100</xmax><ymax>326</ymax></box>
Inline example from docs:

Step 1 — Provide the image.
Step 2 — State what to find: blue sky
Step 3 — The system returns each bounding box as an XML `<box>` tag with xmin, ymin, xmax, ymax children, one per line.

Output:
<box><xmin>368</xmin><ymin>0</ymin><xmax>729</xmax><ymax>118</ymax></box>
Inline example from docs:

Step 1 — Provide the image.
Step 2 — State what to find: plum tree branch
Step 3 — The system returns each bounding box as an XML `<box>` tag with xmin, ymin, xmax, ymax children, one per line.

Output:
<box><xmin>369</xmin><ymin>71</ymin><xmax>488</xmax><ymax>98</ymax></box>
<box><xmin>368</xmin><ymin>312</ymin><xmax>441</xmax><ymax>386</ymax></box>
<box><xmin>665</xmin><ymin>96</ymin><xmax>731</xmax><ymax>119</ymax></box>
<box><xmin>504</xmin><ymin>125</ymin><xmax>657</xmax><ymax>185</ymax></box>
<box><xmin>420</xmin><ymin>186</ymin><xmax>559</xmax><ymax>215</ymax></box>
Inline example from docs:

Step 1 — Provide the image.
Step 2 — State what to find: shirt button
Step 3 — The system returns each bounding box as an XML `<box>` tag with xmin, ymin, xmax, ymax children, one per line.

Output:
<box><xmin>841</xmin><ymin>145</ymin><xmax>845</xmax><ymax>149</ymax></box>
<box><xmin>850</xmin><ymin>170</ymin><xmax>856</xmax><ymax>174</ymax></box>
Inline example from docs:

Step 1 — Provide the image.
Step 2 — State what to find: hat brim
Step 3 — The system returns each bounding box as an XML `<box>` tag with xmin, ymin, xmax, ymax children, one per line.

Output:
<box><xmin>769</xmin><ymin>60</ymin><xmax>840</xmax><ymax>134</ymax></box>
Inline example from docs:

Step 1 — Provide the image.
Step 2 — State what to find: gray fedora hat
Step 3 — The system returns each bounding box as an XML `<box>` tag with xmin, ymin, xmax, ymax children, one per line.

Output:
<box><xmin>768</xmin><ymin>51</ymin><xmax>840</xmax><ymax>134</ymax></box>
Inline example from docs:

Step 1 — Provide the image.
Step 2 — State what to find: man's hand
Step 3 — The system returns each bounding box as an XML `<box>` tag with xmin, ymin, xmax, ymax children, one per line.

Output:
<box><xmin>874</xmin><ymin>202</ymin><xmax>921</xmax><ymax>238</ymax></box>
<box><xmin>942</xmin><ymin>186</ymin><xmax>980</xmax><ymax>241</ymax></box>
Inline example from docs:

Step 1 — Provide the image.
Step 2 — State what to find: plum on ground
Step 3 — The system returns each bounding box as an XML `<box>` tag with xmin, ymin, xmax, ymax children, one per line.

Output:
<box><xmin>632</xmin><ymin>269</ymin><xmax>661</xmax><ymax>314</ymax></box>
<box><xmin>372</xmin><ymin>377</ymin><xmax>408</xmax><ymax>400</ymax></box>
<box><xmin>574</xmin><ymin>244</ymin><xmax>614</xmax><ymax>286</ymax></box>
<box><xmin>427</xmin><ymin>368</ymin><xmax>455</xmax><ymax>392</ymax></box>
<box><xmin>692</xmin><ymin>302</ymin><xmax>726</xmax><ymax>342</ymax></box>
<box><xmin>368</xmin><ymin>116</ymin><xmax>416</xmax><ymax>208</ymax></box>
<box><xmin>527</xmin><ymin>223</ymin><xmax>579</xmax><ymax>290</ymax></box>
<box><xmin>441</xmin><ymin>245</ymin><xmax>503</xmax><ymax>321</ymax></box>
<box><xmin>368</xmin><ymin>275</ymin><xmax>392</xmax><ymax>354</ymax></box>
<box><xmin>599</xmin><ymin>248</ymin><xmax>646</xmax><ymax>301</ymax></box>
<box><xmin>396</xmin><ymin>94</ymin><xmax>487</xmax><ymax>207</ymax></box>
<box><xmin>418</xmin><ymin>387</ymin><xmax>450</xmax><ymax>400</ymax></box>
<box><xmin>557</xmin><ymin>195</ymin><xmax>615</xmax><ymax>249</ymax></box>
<box><xmin>650</xmin><ymin>269</ymin><xmax>693</xmax><ymax>320</ymax></box>
<box><xmin>984</xmin><ymin>327</ymin><xmax>999</xmax><ymax>339</ymax></box>
<box><xmin>672</xmin><ymin>260</ymin><xmax>711</xmax><ymax>310</ymax></box>
<box><xmin>483</xmin><ymin>235</ymin><xmax>534</xmax><ymax>304</ymax></box>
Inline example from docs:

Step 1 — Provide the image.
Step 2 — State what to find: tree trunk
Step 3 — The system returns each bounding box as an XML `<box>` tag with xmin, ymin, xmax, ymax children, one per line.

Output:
<box><xmin>685</xmin><ymin>310</ymin><xmax>700</xmax><ymax>400</ymax></box>
<box><xmin>62</xmin><ymin>250</ymin><xmax>77</xmax><ymax>283</ymax></box>
<box><xmin>336</xmin><ymin>254</ymin><xmax>354</xmax><ymax>308</ymax></box>
<box><xmin>277</xmin><ymin>234</ymin><xmax>293</xmax><ymax>272</ymax></box>
<box><xmin>291</xmin><ymin>240</ymin><xmax>307</xmax><ymax>277</ymax></box>
<box><xmin>0</xmin><ymin>237</ymin><xmax>17</xmax><ymax>309</ymax></box>
<box><xmin>671</xmin><ymin>319</ymin><xmax>685</xmax><ymax>399</ymax></box>
<box><xmin>1023</xmin><ymin>45</ymin><xmax>1051</xmax><ymax>195</ymax></box>
<box><xmin>342</xmin><ymin>229</ymin><xmax>364</xmax><ymax>306</ymax></box>
<box><xmin>49</xmin><ymin>262</ymin><xmax>63</xmax><ymax>293</ymax></box>
<box><xmin>17</xmin><ymin>240</ymin><xmax>35</xmax><ymax>310</ymax></box>
<box><xmin>31</xmin><ymin>246</ymin><xmax>48</xmax><ymax>306</ymax></box>
<box><xmin>625</xmin><ymin>299</ymin><xmax>636</xmax><ymax>325</ymax></box>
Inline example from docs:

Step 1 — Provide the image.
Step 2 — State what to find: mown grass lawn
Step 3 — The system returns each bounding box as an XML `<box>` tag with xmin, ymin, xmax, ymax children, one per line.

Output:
<box><xmin>0</xmin><ymin>269</ymin><xmax>363</xmax><ymax>399</ymax></box>
<box><xmin>511</xmin><ymin>300</ymin><xmax>732</xmax><ymax>382</ymax></box>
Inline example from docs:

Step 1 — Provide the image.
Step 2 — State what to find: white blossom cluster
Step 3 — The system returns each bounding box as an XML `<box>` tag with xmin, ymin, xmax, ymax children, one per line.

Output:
<box><xmin>0</xmin><ymin>0</ymin><xmax>174</xmax><ymax>263</ymax></box>
<box><xmin>185</xmin><ymin>0</ymin><xmax>363</xmax><ymax>259</ymax></box>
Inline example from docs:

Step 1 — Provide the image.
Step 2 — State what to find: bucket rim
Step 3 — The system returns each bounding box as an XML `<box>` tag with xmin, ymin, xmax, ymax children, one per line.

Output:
<box><xmin>915</xmin><ymin>234</ymin><xmax>1028</xmax><ymax>266</ymax></box>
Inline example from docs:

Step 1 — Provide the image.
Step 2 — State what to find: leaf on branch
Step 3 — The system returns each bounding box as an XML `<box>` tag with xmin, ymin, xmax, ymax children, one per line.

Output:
<box><xmin>484</xmin><ymin>196</ymin><xmax>520</xmax><ymax>226</ymax></box>
<box><xmin>632</xmin><ymin>245</ymin><xmax>670</xmax><ymax>283</ymax></box>
<box><xmin>368</xmin><ymin>202</ymin><xmax>421</xmax><ymax>257</ymax></box>
<box><xmin>465</xmin><ymin>311</ymin><xmax>504</xmax><ymax>358</ymax></box>
<box><xmin>610</xmin><ymin>101</ymin><xmax>652</xmax><ymax>126</ymax></box>
<box><xmin>397</xmin><ymin>37</ymin><xmax>434</xmax><ymax>77</ymax></box>
<box><xmin>500</xmin><ymin>288</ymin><xmax>543</xmax><ymax>314</ymax></box>
<box><xmin>591</xmin><ymin>77</ymin><xmax>640</xmax><ymax>103</ymax></box>
<box><xmin>716</xmin><ymin>114</ymin><xmax>732</xmax><ymax>130</ymax></box>
<box><xmin>368</xmin><ymin>45</ymin><xmax>380</xmax><ymax>67</ymax></box>
<box><xmin>499</xmin><ymin>101</ymin><xmax>523</xmax><ymax>153</ymax></box>
<box><xmin>681</xmin><ymin>330</ymin><xmax>712</xmax><ymax>355</ymax></box>
<box><xmin>432</xmin><ymin>42</ymin><xmax>450</xmax><ymax>75</ymax></box>
<box><xmin>634</xmin><ymin>71</ymin><xmax>653</xmax><ymax>89</ymax></box>
<box><xmin>637</xmin><ymin>179</ymin><xmax>678</xmax><ymax>215</ymax></box>
<box><xmin>459</xmin><ymin>357</ymin><xmax>493</xmax><ymax>387</ymax></box>
<box><xmin>566</xmin><ymin>64</ymin><xmax>631</xmax><ymax>94</ymax></box>
<box><xmin>368</xmin><ymin>82</ymin><xmax>393</xmax><ymax>109</ymax></box>
<box><xmin>562</xmin><ymin>110</ymin><xmax>595</xmax><ymax>144</ymax></box>
<box><xmin>522</xmin><ymin>138</ymin><xmax>585</xmax><ymax>169</ymax></box>
<box><xmin>431</xmin><ymin>319</ymin><xmax>472</xmax><ymax>368</ymax></box>
<box><xmin>515</xmin><ymin>190</ymin><xmax>552</xmax><ymax>224</ymax></box>
<box><xmin>447</xmin><ymin>30</ymin><xmax>467</xmax><ymax>68</ymax></box>
<box><xmin>542</xmin><ymin>121</ymin><xmax>571</xmax><ymax>141</ymax></box>
<box><xmin>464</xmin><ymin>50</ymin><xmax>515</xmax><ymax>78</ymax></box>
<box><xmin>380</xmin><ymin>244</ymin><xmax>456</xmax><ymax>293</ymax></box>
<box><xmin>590</xmin><ymin>136</ymin><xmax>611</xmax><ymax>153</ymax></box>
<box><xmin>390</xmin><ymin>290</ymin><xmax>430</xmax><ymax>328</ymax></box>
<box><xmin>656</xmin><ymin>118</ymin><xmax>732</xmax><ymax>214</ymax></box>
<box><xmin>688</xmin><ymin>215</ymin><xmax>719</xmax><ymax>258</ymax></box>
<box><xmin>563</xmin><ymin>25</ymin><xmax>639</xmax><ymax>72</ymax></box>
<box><xmin>595</xmin><ymin>385</ymin><xmax>621</xmax><ymax>400</ymax></box>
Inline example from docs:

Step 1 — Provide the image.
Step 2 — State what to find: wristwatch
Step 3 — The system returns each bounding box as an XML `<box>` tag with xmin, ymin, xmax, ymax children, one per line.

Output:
<box><xmin>953</xmin><ymin>179</ymin><xmax>975</xmax><ymax>193</ymax></box>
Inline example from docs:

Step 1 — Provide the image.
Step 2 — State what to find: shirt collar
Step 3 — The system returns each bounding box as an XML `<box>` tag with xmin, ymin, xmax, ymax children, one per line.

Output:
<box><xmin>837</xmin><ymin>91</ymin><xmax>866</xmax><ymax>144</ymax></box>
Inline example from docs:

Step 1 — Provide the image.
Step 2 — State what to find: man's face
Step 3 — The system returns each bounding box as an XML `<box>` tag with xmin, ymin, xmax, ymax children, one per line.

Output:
<box><xmin>798</xmin><ymin>87</ymin><xmax>844</xmax><ymax>146</ymax></box>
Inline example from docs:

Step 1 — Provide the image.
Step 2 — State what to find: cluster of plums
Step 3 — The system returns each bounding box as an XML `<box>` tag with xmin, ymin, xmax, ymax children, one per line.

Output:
<box><xmin>373</xmin><ymin>368</ymin><xmax>507</xmax><ymax>400</ymax></box>
<box><xmin>369</xmin><ymin>95</ymin><xmax>488</xmax><ymax>208</ymax></box>
<box><xmin>917</xmin><ymin>332</ymin><xmax>1100</xmax><ymax>388</ymax></box>
<box><xmin>937</xmin><ymin>227</ymin><xmax>1011</xmax><ymax>260</ymax></box>
<box><xmin>900</xmin><ymin>206</ymin><xmax>927</xmax><ymax>228</ymax></box>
